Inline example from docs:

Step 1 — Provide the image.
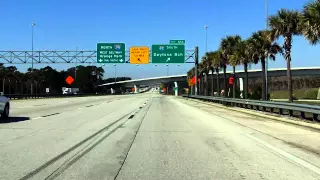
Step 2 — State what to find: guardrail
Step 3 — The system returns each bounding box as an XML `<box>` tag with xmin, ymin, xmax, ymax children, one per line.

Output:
<box><xmin>3</xmin><ymin>93</ymin><xmax>112</xmax><ymax>100</ymax></box>
<box><xmin>182</xmin><ymin>95</ymin><xmax>320</xmax><ymax>122</ymax></box>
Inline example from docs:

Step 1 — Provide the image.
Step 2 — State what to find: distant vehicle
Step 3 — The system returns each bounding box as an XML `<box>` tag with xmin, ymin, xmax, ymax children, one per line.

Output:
<box><xmin>0</xmin><ymin>92</ymin><xmax>10</xmax><ymax>118</ymax></box>
<box><xmin>62</xmin><ymin>88</ymin><xmax>79</xmax><ymax>95</ymax></box>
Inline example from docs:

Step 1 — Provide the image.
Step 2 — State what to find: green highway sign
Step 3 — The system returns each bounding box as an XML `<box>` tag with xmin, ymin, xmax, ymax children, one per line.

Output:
<box><xmin>169</xmin><ymin>40</ymin><xmax>185</xmax><ymax>45</ymax></box>
<box><xmin>152</xmin><ymin>45</ymin><xmax>185</xmax><ymax>63</ymax></box>
<box><xmin>97</xmin><ymin>43</ymin><xmax>125</xmax><ymax>63</ymax></box>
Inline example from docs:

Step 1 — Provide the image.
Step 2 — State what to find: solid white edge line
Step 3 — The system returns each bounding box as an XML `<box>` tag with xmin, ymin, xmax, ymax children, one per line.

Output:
<box><xmin>244</xmin><ymin>133</ymin><xmax>320</xmax><ymax>175</ymax></box>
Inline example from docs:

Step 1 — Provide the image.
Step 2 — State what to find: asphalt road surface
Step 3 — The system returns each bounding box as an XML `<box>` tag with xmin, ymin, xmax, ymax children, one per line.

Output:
<box><xmin>1</xmin><ymin>92</ymin><xmax>320</xmax><ymax>180</ymax></box>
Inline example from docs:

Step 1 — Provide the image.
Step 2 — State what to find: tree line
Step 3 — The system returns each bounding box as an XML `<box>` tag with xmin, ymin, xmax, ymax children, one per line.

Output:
<box><xmin>187</xmin><ymin>0</ymin><xmax>320</xmax><ymax>102</ymax></box>
<box><xmin>0</xmin><ymin>64</ymin><xmax>131</xmax><ymax>94</ymax></box>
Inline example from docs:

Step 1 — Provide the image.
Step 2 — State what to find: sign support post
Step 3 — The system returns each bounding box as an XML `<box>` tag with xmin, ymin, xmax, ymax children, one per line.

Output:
<box><xmin>195</xmin><ymin>46</ymin><xmax>198</xmax><ymax>96</ymax></box>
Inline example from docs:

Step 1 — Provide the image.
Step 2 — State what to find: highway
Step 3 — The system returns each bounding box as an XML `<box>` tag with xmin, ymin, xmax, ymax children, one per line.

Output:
<box><xmin>1</xmin><ymin>92</ymin><xmax>320</xmax><ymax>180</ymax></box>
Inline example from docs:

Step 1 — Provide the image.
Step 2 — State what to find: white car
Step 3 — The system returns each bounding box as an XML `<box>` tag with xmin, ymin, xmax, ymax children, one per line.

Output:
<box><xmin>0</xmin><ymin>93</ymin><xmax>10</xmax><ymax>118</ymax></box>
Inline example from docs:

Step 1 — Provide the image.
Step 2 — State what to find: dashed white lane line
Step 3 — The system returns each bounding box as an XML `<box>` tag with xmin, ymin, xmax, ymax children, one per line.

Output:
<box><xmin>32</xmin><ymin>117</ymin><xmax>43</xmax><ymax>120</ymax></box>
<box><xmin>78</xmin><ymin>108</ymin><xmax>82</xmax><ymax>110</ymax></box>
<box><xmin>244</xmin><ymin>133</ymin><xmax>320</xmax><ymax>175</ymax></box>
<box><xmin>14</xmin><ymin>106</ymin><xmax>33</xmax><ymax>109</ymax></box>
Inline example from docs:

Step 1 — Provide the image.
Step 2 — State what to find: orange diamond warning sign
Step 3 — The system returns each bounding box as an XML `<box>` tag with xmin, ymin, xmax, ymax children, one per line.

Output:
<box><xmin>66</xmin><ymin>76</ymin><xmax>74</xmax><ymax>85</ymax></box>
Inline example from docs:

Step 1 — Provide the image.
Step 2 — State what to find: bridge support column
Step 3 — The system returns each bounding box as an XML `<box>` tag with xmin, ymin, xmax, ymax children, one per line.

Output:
<box><xmin>134</xmin><ymin>85</ymin><xmax>140</xmax><ymax>93</ymax></box>
<box><xmin>174</xmin><ymin>82</ymin><xmax>178</xmax><ymax>96</ymax></box>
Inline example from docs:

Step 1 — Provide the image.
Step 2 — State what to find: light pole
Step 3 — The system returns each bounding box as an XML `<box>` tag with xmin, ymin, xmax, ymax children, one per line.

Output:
<box><xmin>31</xmin><ymin>22</ymin><xmax>35</xmax><ymax>94</ymax></box>
<box><xmin>113</xmin><ymin>64</ymin><xmax>117</xmax><ymax>83</ymax></box>
<box><xmin>2</xmin><ymin>79</ymin><xmax>5</xmax><ymax>94</ymax></box>
<box><xmin>75</xmin><ymin>47</ymin><xmax>78</xmax><ymax>80</ymax></box>
<box><xmin>265</xmin><ymin>0</ymin><xmax>269</xmax><ymax>100</ymax></box>
<box><xmin>8</xmin><ymin>79</ymin><xmax>11</xmax><ymax>94</ymax></box>
<box><xmin>204</xmin><ymin>25</ymin><xmax>209</xmax><ymax>53</ymax></box>
<box><xmin>166</xmin><ymin>64</ymin><xmax>169</xmax><ymax>76</ymax></box>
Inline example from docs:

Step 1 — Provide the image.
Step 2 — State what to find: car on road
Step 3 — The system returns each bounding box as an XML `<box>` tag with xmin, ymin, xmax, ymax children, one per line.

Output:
<box><xmin>0</xmin><ymin>92</ymin><xmax>10</xmax><ymax>118</ymax></box>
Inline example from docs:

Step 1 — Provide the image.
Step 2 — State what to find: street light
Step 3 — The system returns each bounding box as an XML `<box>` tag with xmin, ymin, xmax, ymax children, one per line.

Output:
<box><xmin>166</xmin><ymin>64</ymin><xmax>169</xmax><ymax>76</ymax></box>
<box><xmin>113</xmin><ymin>64</ymin><xmax>117</xmax><ymax>83</ymax></box>
<box><xmin>75</xmin><ymin>47</ymin><xmax>78</xmax><ymax>79</ymax></box>
<box><xmin>265</xmin><ymin>0</ymin><xmax>269</xmax><ymax>100</ymax></box>
<box><xmin>204</xmin><ymin>25</ymin><xmax>209</xmax><ymax>53</ymax></box>
<box><xmin>31</xmin><ymin>22</ymin><xmax>35</xmax><ymax>94</ymax></box>
<box><xmin>2</xmin><ymin>79</ymin><xmax>5</xmax><ymax>94</ymax></box>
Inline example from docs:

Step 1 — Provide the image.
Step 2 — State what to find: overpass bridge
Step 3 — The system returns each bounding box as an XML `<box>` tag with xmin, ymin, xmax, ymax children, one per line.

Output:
<box><xmin>99</xmin><ymin>66</ymin><xmax>320</xmax><ymax>93</ymax></box>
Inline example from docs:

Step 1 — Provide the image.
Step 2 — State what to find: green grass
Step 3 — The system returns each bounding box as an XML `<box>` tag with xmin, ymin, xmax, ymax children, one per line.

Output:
<box><xmin>270</xmin><ymin>88</ymin><xmax>319</xmax><ymax>100</ymax></box>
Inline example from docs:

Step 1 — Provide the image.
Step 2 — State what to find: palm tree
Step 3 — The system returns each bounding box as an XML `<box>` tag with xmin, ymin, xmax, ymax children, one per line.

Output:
<box><xmin>244</xmin><ymin>39</ymin><xmax>259</xmax><ymax>99</ymax></box>
<box><xmin>187</xmin><ymin>67</ymin><xmax>195</xmax><ymax>95</ymax></box>
<box><xmin>250</xmin><ymin>30</ymin><xmax>282</xmax><ymax>100</ymax></box>
<box><xmin>230</xmin><ymin>39</ymin><xmax>252</xmax><ymax>99</ymax></box>
<box><xmin>203</xmin><ymin>52</ymin><xmax>214</xmax><ymax>96</ymax></box>
<box><xmin>197</xmin><ymin>62</ymin><xmax>205</xmax><ymax>95</ymax></box>
<box><xmin>203</xmin><ymin>51</ymin><xmax>217</xmax><ymax>96</ymax></box>
<box><xmin>200</xmin><ymin>56</ymin><xmax>208</xmax><ymax>96</ymax></box>
<box><xmin>269</xmin><ymin>9</ymin><xmax>302</xmax><ymax>102</ymax></box>
<box><xmin>220</xmin><ymin>35</ymin><xmax>241</xmax><ymax>98</ymax></box>
<box><xmin>228</xmin><ymin>36</ymin><xmax>242</xmax><ymax>98</ymax></box>
<box><xmin>220</xmin><ymin>36</ymin><xmax>233</xmax><ymax>98</ymax></box>
<box><xmin>301</xmin><ymin>0</ymin><xmax>320</xmax><ymax>45</ymax></box>
<box><xmin>210</xmin><ymin>51</ymin><xmax>222</xmax><ymax>97</ymax></box>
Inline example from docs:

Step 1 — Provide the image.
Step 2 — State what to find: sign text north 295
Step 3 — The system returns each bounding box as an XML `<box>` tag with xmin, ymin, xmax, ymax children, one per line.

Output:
<box><xmin>97</xmin><ymin>43</ymin><xmax>125</xmax><ymax>63</ymax></box>
<box><xmin>151</xmin><ymin>45</ymin><xmax>185</xmax><ymax>63</ymax></box>
<box><xmin>169</xmin><ymin>40</ymin><xmax>185</xmax><ymax>45</ymax></box>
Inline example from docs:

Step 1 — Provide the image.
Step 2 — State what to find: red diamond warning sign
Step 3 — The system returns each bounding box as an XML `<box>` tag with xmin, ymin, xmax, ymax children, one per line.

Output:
<box><xmin>66</xmin><ymin>76</ymin><xmax>74</xmax><ymax>85</ymax></box>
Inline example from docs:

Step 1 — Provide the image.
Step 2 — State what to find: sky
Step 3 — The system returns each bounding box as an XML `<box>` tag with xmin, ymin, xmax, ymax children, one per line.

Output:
<box><xmin>1</xmin><ymin>0</ymin><xmax>319</xmax><ymax>79</ymax></box>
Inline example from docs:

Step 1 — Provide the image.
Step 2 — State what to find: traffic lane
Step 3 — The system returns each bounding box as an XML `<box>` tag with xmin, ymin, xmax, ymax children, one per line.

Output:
<box><xmin>0</xmin><ymin>94</ymin><xmax>150</xmax><ymax>142</ymax></box>
<box><xmin>9</xmin><ymin>95</ymin><xmax>131</xmax><ymax>111</ymax></box>
<box><xmin>9</xmin><ymin>95</ymin><xmax>127</xmax><ymax>112</ymax></box>
<box><xmin>53</xmin><ymin>98</ymin><xmax>153</xmax><ymax>180</ymax></box>
<box><xmin>116</xmin><ymin>96</ymin><xmax>320</xmax><ymax>180</ymax></box>
<box><xmin>181</xmin><ymin>98</ymin><xmax>320</xmax><ymax>168</ymax></box>
<box><xmin>0</xmin><ymin>94</ymin><xmax>152</xmax><ymax>180</ymax></box>
<box><xmin>9</xmin><ymin>95</ymin><xmax>133</xmax><ymax>118</ymax></box>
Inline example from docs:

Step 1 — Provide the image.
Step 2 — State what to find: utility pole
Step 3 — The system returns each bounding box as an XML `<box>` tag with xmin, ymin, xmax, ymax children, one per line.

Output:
<box><xmin>31</xmin><ymin>22</ymin><xmax>35</xmax><ymax>94</ymax></box>
<box><xmin>265</xmin><ymin>0</ymin><xmax>269</xmax><ymax>100</ymax></box>
<box><xmin>75</xmin><ymin>47</ymin><xmax>78</xmax><ymax>80</ymax></box>
<box><xmin>166</xmin><ymin>64</ymin><xmax>169</xmax><ymax>76</ymax></box>
<box><xmin>195</xmin><ymin>46</ymin><xmax>199</xmax><ymax>95</ymax></box>
<box><xmin>204</xmin><ymin>25</ymin><xmax>209</xmax><ymax>53</ymax></box>
<box><xmin>113</xmin><ymin>64</ymin><xmax>117</xmax><ymax>83</ymax></box>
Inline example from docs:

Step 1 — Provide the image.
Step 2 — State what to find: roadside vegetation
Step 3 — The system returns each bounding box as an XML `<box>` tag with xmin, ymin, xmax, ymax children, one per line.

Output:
<box><xmin>0</xmin><ymin>64</ymin><xmax>131</xmax><ymax>94</ymax></box>
<box><xmin>187</xmin><ymin>0</ymin><xmax>320</xmax><ymax>102</ymax></box>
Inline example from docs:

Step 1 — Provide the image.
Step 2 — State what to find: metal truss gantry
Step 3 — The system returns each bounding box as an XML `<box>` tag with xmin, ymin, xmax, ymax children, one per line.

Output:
<box><xmin>0</xmin><ymin>50</ymin><xmax>196</xmax><ymax>64</ymax></box>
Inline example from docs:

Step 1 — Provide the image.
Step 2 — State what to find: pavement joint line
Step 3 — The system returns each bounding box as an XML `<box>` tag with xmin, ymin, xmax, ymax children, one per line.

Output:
<box><xmin>244</xmin><ymin>133</ymin><xmax>320</xmax><ymax>175</ymax></box>
<box><xmin>114</xmin><ymin>97</ymin><xmax>154</xmax><ymax>179</ymax></box>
